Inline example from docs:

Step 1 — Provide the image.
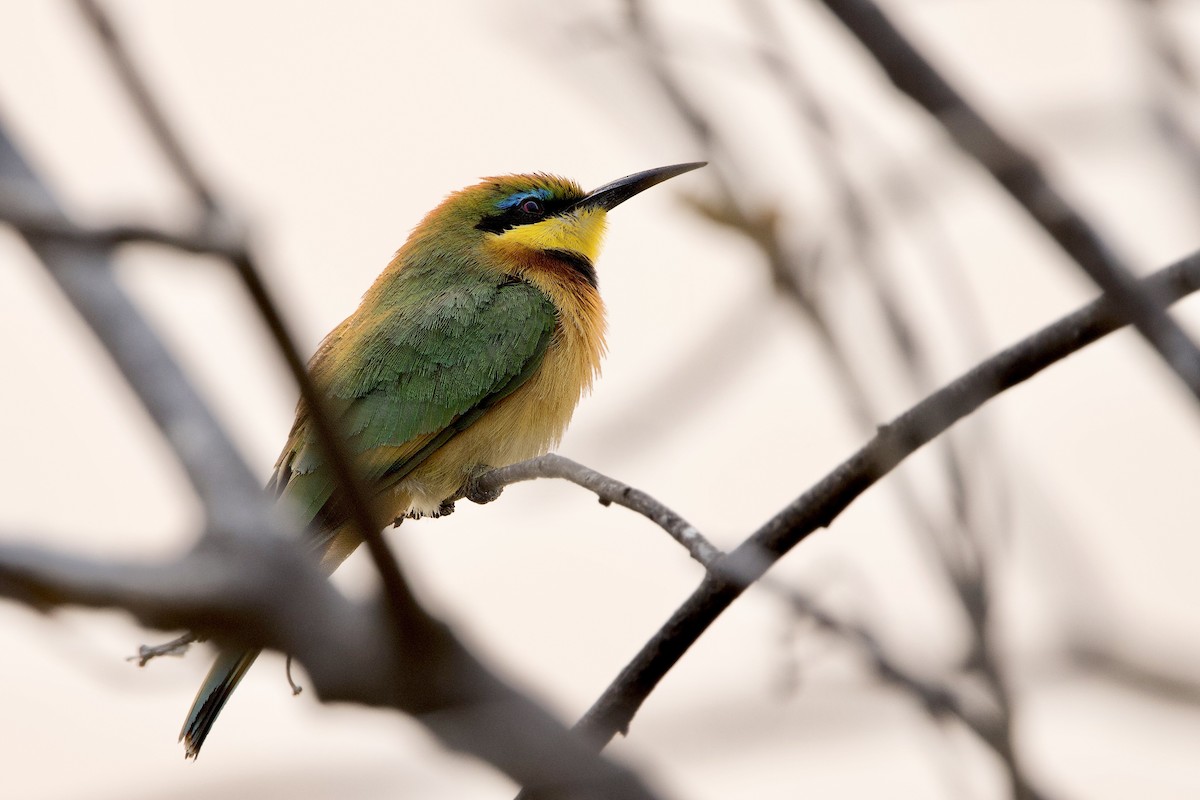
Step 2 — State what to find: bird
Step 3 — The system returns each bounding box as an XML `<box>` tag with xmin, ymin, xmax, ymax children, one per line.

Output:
<box><xmin>179</xmin><ymin>161</ymin><xmax>705</xmax><ymax>758</ymax></box>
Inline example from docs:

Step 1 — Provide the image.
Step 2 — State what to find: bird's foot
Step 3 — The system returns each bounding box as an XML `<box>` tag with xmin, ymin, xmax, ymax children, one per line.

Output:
<box><xmin>462</xmin><ymin>467</ymin><xmax>503</xmax><ymax>505</ymax></box>
<box><xmin>128</xmin><ymin>632</ymin><xmax>196</xmax><ymax>667</ymax></box>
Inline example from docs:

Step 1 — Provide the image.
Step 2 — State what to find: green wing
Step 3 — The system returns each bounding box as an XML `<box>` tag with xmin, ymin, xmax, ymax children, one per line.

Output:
<box><xmin>270</xmin><ymin>274</ymin><xmax>557</xmax><ymax>533</ymax></box>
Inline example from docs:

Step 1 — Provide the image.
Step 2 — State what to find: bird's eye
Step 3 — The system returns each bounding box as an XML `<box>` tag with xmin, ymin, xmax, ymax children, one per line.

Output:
<box><xmin>520</xmin><ymin>198</ymin><xmax>544</xmax><ymax>216</ymax></box>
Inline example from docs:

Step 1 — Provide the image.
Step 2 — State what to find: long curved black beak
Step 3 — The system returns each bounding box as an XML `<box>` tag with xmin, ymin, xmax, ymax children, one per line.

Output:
<box><xmin>573</xmin><ymin>162</ymin><xmax>706</xmax><ymax>212</ymax></box>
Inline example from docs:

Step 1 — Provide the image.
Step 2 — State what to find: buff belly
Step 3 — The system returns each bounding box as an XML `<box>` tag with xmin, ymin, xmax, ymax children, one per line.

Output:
<box><xmin>396</xmin><ymin>332</ymin><xmax>589</xmax><ymax>516</ymax></box>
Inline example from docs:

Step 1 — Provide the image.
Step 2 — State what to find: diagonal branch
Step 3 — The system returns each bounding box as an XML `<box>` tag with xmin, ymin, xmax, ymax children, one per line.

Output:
<box><xmin>8</xmin><ymin>7</ymin><xmax>663</xmax><ymax>792</ymax></box>
<box><xmin>0</xmin><ymin>122</ymin><xmax>662</xmax><ymax>800</ymax></box>
<box><xmin>479</xmin><ymin>454</ymin><xmax>1005</xmax><ymax>760</ymax></box>
<box><xmin>69</xmin><ymin>0</ymin><xmax>415</xmax><ymax>638</ymax></box>
<box><xmin>0</xmin><ymin>534</ymin><xmax>662</xmax><ymax>800</ymax></box>
<box><xmin>563</xmin><ymin>248</ymin><xmax>1200</xmax><ymax>751</ymax></box>
<box><xmin>73</xmin><ymin>0</ymin><xmax>219</xmax><ymax>214</ymax></box>
<box><xmin>0</xmin><ymin>125</ymin><xmax>267</xmax><ymax>541</ymax></box>
<box><xmin>814</xmin><ymin>0</ymin><xmax>1200</xmax><ymax>412</ymax></box>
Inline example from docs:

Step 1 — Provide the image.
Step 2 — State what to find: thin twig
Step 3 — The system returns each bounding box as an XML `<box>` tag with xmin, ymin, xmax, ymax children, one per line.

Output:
<box><xmin>0</xmin><ymin>120</ymin><xmax>662</xmax><ymax>800</ymax></box>
<box><xmin>285</xmin><ymin>655</ymin><xmax>304</xmax><ymax>696</ymax></box>
<box><xmin>623</xmin><ymin>3</ymin><xmax>1006</xmax><ymax>744</ymax></box>
<box><xmin>70</xmin><ymin>0</ymin><xmax>418</xmax><ymax>647</ymax></box>
<box><xmin>475</xmin><ymin>454</ymin><xmax>721</xmax><ymax>566</ymax></box>
<box><xmin>815</xmin><ymin>0</ymin><xmax>1200</xmax><ymax>413</ymax></box>
<box><xmin>0</xmin><ymin>131</ymin><xmax>267</xmax><ymax>540</ymax></box>
<box><xmin>479</xmin><ymin>455</ymin><xmax>1003</xmax><ymax>756</ymax></box>
<box><xmin>73</xmin><ymin>0</ymin><xmax>219</xmax><ymax>214</ymax></box>
<box><xmin>0</xmin><ymin>196</ymin><xmax>242</xmax><ymax>258</ymax></box>
<box><xmin>128</xmin><ymin>632</ymin><xmax>196</xmax><ymax>666</ymax></box>
<box><xmin>565</xmin><ymin>248</ymin><xmax>1200</xmax><ymax>754</ymax></box>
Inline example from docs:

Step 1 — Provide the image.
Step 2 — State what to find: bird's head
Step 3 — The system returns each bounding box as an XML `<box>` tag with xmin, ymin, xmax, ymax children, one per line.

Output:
<box><xmin>407</xmin><ymin>163</ymin><xmax>705</xmax><ymax>289</ymax></box>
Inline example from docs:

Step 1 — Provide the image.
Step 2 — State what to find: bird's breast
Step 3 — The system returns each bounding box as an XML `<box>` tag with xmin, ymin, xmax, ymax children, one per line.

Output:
<box><xmin>398</xmin><ymin>272</ymin><xmax>606</xmax><ymax>515</ymax></box>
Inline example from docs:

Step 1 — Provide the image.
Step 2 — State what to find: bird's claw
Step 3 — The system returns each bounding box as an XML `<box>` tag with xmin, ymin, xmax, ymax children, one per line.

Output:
<box><xmin>463</xmin><ymin>469</ymin><xmax>503</xmax><ymax>505</ymax></box>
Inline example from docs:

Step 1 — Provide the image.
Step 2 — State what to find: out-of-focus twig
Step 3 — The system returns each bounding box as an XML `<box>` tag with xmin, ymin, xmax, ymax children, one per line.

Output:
<box><xmin>0</xmin><ymin>128</ymin><xmax>267</xmax><ymax>540</ymax></box>
<box><xmin>1130</xmin><ymin>0</ymin><xmax>1200</xmax><ymax>198</ymax></box>
<box><xmin>1071</xmin><ymin>640</ymin><xmax>1200</xmax><ymax>707</ymax></box>
<box><xmin>73</xmin><ymin>0</ymin><xmax>218</xmax><ymax>215</ymax></box>
<box><xmin>620</xmin><ymin>6</ymin><xmax>1018</xmax><ymax>782</ymax></box>
<box><xmin>480</xmin><ymin>455</ymin><xmax>1000</xmax><ymax>757</ymax></box>
<box><xmin>565</xmin><ymin>247</ymin><xmax>1200</xmax><ymax>756</ymax></box>
<box><xmin>0</xmin><ymin>194</ymin><xmax>241</xmax><ymax>257</ymax></box>
<box><xmin>71</xmin><ymin>0</ymin><xmax>419</xmax><ymax>634</ymax></box>
<box><xmin>0</xmin><ymin>532</ymin><xmax>662</xmax><ymax>800</ymax></box>
<box><xmin>0</xmin><ymin>121</ymin><xmax>663</xmax><ymax>800</ymax></box>
<box><xmin>1134</xmin><ymin>0</ymin><xmax>1198</xmax><ymax>89</ymax></box>
<box><xmin>816</xmin><ymin>0</ymin><xmax>1200</xmax><ymax>413</ymax></box>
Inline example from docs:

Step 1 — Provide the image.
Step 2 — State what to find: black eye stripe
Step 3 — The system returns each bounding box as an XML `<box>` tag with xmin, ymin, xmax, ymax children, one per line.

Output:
<box><xmin>475</xmin><ymin>194</ymin><xmax>576</xmax><ymax>234</ymax></box>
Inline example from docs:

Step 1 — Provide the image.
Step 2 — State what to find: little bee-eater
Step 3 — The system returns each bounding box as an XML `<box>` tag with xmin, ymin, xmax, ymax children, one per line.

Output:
<box><xmin>180</xmin><ymin>162</ymin><xmax>705</xmax><ymax>757</ymax></box>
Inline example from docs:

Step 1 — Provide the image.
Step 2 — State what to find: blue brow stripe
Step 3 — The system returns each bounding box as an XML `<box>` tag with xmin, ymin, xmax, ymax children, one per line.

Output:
<box><xmin>497</xmin><ymin>188</ymin><xmax>553</xmax><ymax>210</ymax></box>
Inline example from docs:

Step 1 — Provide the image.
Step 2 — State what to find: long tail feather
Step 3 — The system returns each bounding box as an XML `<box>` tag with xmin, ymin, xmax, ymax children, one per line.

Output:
<box><xmin>179</xmin><ymin>648</ymin><xmax>261</xmax><ymax>759</ymax></box>
<box><xmin>177</xmin><ymin>522</ymin><xmax>368</xmax><ymax>757</ymax></box>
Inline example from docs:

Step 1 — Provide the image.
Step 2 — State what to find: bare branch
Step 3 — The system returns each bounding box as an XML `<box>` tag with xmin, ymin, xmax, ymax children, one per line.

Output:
<box><xmin>0</xmin><ymin>126</ymin><xmax>268</xmax><ymax>541</ymax></box>
<box><xmin>482</xmin><ymin>455</ymin><xmax>1038</xmax><ymax>776</ymax></box>
<box><xmin>619</xmin><ymin>6</ymin><xmax>1038</xmax><ymax>794</ymax></box>
<box><xmin>0</xmin><ymin>193</ymin><xmax>243</xmax><ymax>258</ymax></box>
<box><xmin>474</xmin><ymin>454</ymin><xmax>721</xmax><ymax>566</ymax></box>
<box><xmin>814</xmin><ymin>0</ymin><xmax>1200</xmax><ymax>414</ymax></box>
<box><xmin>0</xmin><ymin>122</ymin><xmax>662</xmax><ymax>800</ymax></box>
<box><xmin>68</xmin><ymin>0</ymin><xmax>418</xmax><ymax>645</ymax></box>
<box><xmin>129</xmin><ymin>632</ymin><xmax>196</xmax><ymax>666</ymax></box>
<box><xmin>73</xmin><ymin>0</ymin><xmax>219</xmax><ymax>214</ymax></box>
<box><xmin>0</xmin><ymin>535</ymin><xmax>662</xmax><ymax>800</ymax></box>
<box><xmin>565</xmin><ymin>248</ymin><xmax>1200</xmax><ymax>754</ymax></box>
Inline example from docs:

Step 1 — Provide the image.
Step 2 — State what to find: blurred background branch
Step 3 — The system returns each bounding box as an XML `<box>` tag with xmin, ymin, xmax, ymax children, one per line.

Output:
<box><xmin>3</xmin><ymin>2</ymin><xmax>1200</xmax><ymax>799</ymax></box>
<box><xmin>558</xmin><ymin>1</ymin><xmax>1200</xmax><ymax>799</ymax></box>
<box><xmin>0</xmin><ymin>3</ymin><xmax>663</xmax><ymax>796</ymax></box>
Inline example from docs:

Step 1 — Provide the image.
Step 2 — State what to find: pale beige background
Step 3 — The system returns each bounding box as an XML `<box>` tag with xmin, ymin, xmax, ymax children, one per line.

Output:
<box><xmin>2</xmin><ymin>1</ymin><xmax>1200</xmax><ymax>798</ymax></box>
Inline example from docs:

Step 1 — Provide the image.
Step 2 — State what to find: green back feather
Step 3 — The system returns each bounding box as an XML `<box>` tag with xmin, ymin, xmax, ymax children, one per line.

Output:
<box><xmin>273</xmin><ymin>266</ymin><xmax>557</xmax><ymax>529</ymax></box>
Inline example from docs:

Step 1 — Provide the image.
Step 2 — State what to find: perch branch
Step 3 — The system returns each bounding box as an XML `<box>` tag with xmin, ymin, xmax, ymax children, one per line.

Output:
<box><xmin>479</xmin><ymin>455</ymin><xmax>1035</xmax><ymax>768</ymax></box>
<box><xmin>0</xmin><ymin>122</ymin><xmax>660</xmax><ymax>800</ymax></box>
<box><xmin>474</xmin><ymin>454</ymin><xmax>722</xmax><ymax>566</ymax></box>
<box><xmin>565</xmin><ymin>248</ymin><xmax>1200</xmax><ymax>751</ymax></box>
